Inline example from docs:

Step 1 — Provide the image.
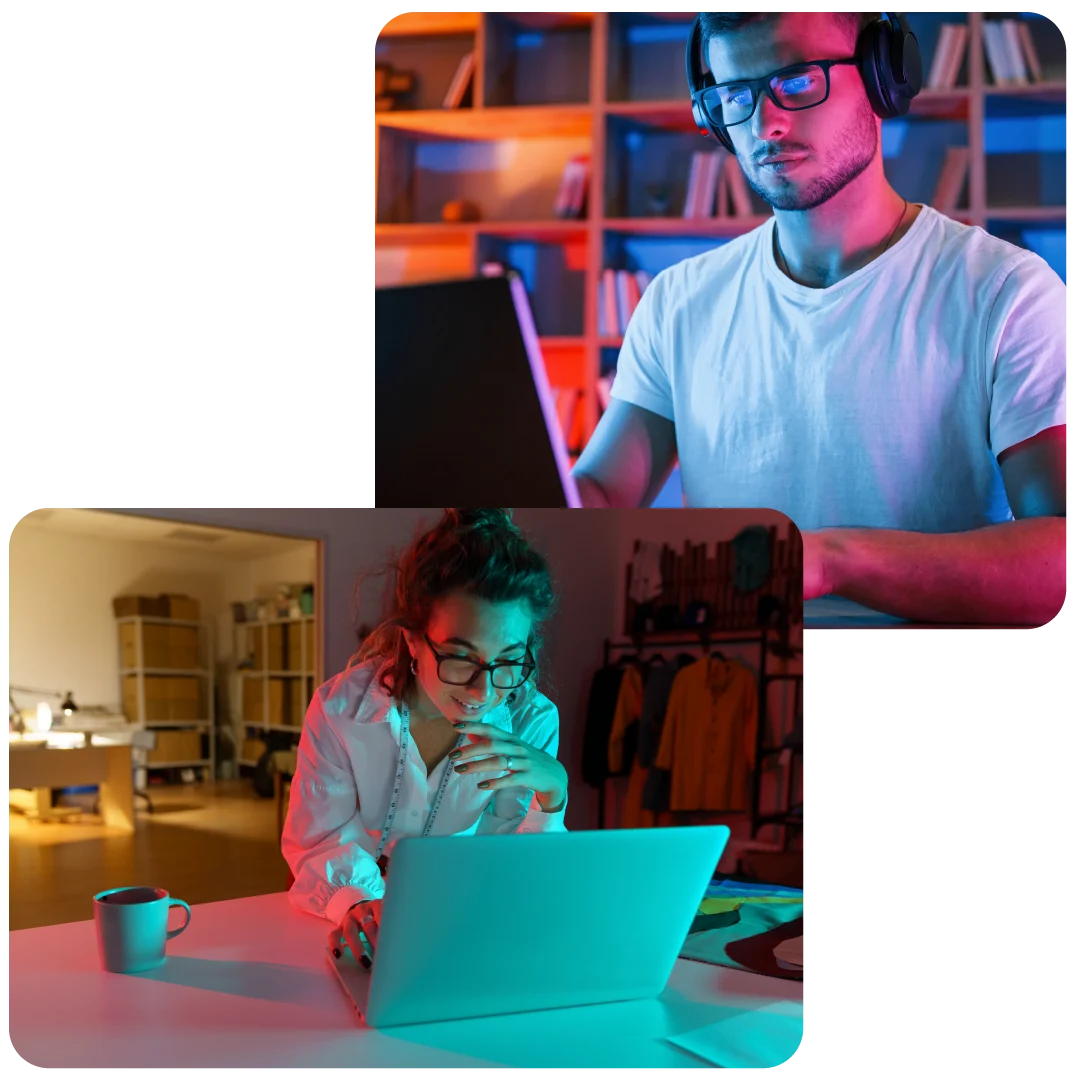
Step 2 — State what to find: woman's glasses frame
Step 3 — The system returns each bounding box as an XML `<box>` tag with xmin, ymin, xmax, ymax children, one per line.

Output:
<box><xmin>423</xmin><ymin>634</ymin><xmax>535</xmax><ymax>690</ymax></box>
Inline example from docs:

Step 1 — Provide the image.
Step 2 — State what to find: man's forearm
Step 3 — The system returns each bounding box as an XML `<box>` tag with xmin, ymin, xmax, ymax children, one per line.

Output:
<box><xmin>816</xmin><ymin>517</ymin><xmax>1066</xmax><ymax>625</ymax></box>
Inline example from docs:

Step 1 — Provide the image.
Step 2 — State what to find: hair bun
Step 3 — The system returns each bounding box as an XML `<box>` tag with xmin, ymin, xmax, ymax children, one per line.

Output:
<box><xmin>448</xmin><ymin>508</ymin><xmax>515</xmax><ymax>533</ymax></box>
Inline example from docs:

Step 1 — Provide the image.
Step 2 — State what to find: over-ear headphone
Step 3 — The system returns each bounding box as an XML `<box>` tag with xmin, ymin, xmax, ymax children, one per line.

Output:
<box><xmin>686</xmin><ymin>13</ymin><xmax>923</xmax><ymax>153</ymax></box>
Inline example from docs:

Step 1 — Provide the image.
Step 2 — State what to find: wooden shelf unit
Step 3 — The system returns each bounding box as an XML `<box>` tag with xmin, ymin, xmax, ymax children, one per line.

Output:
<box><xmin>375</xmin><ymin>12</ymin><xmax>1066</xmax><ymax>450</ymax></box>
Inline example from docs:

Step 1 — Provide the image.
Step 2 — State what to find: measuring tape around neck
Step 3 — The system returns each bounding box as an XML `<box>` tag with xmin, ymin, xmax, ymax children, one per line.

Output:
<box><xmin>372</xmin><ymin>699</ymin><xmax>469</xmax><ymax>868</ymax></box>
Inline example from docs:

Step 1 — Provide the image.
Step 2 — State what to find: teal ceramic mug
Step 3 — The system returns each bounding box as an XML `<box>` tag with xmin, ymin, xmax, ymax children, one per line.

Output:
<box><xmin>93</xmin><ymin>886</ymin><xmax>191</xmax><ymax>973</ymax></box>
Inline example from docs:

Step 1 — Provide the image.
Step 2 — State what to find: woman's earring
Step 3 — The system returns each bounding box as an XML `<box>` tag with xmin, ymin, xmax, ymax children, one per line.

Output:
<box><xmin>410</xmin><ymin>656</ymin><xmax>418</xmax><ymax>676</ymax></box>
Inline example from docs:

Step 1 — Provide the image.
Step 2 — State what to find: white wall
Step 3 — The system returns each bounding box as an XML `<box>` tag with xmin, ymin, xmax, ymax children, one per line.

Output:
<box><xmin>9</xmin><ymin>522</ymin><xmax>320</xmax><ymax>721</ymax></box>
<box><xmin>114</xmin><ymin>510</ymin><xmax>436</xmax><ymax>681</ymax></box>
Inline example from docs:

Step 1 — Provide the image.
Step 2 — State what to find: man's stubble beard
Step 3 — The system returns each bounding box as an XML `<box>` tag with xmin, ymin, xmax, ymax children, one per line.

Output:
<box><xmin>740</xmin><ymin>96</ymin><xmax>880</xmax><ymax>212</ymax></box>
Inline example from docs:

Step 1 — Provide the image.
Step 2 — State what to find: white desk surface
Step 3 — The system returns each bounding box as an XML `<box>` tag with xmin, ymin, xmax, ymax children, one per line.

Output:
<box><xmin>9</xmin><ymin>891</ymin><xmax>802</xmax><ymax>1068</ymax></box>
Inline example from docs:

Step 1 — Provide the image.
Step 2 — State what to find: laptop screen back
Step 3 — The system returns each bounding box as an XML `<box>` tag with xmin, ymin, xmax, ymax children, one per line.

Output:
<box><xmin>375</xmin><ymin>274</ymin><xmax>579</xmax><ymax>507</ymax></box>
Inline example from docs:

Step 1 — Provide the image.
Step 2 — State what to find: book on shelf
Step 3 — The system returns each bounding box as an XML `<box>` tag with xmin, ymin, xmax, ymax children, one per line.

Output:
<box><xmin>1000</xmin><ymin>20</ymin><xmax>1029</xmax><ymax>85</ymax></box>
<box><xmin>930</xmin><ymin>145</ymin><xmax>970</xmax><ymax>212</ymax></box>
<box><xmin>941</xmin><ymin>23</ymin><xmax>970</xmax><ymax>90</ymax></box>
<box><xmin>926</xmin><ymin>23</ymin><xmax>969</xmax><ymax>90</ymax></box>
<box><xmin>724</xmin><ymin>154</ymin><xmax>753</xmax><ymax>217</ymax></box>
<box><xmin>983</xmin><ymin>20</ymin><xmax>1038</xmax><ymax>87</ymax></box>
<box><xmin>554</xmin><ymin>154</ymin><xmax>589</xmax><ymax>219</ymax></box>
<box><xmin>599</xmin><ymin>268</ymin><xmax>654</xmax><ymax>336</ymax></box>
<box><xmin>683</xmin><ymin>152</ymin><xmax>704</xmax><ymax>218</ymax></box>
<box><xmin>1015</xmin><ymin>20</ymin><xmax>1044</xmax><ymax>83</ymax></box>
<box><xmin>443</xmin><ymin>52</ymin><xmax>476</xmax><ymax>108</ymax></box>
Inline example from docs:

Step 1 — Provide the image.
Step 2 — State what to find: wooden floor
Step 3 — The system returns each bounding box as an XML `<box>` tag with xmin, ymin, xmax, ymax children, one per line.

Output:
<box><xmin>9</xmin><ymin>779</ymin><xmax>289</xmax><ymax>931</ymax></box>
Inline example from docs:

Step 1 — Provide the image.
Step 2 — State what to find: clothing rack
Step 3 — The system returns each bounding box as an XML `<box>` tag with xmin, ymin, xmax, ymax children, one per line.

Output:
<box><xmin>600</xmin><ymin>626</ymin><xmax>803</xmax><ymax>833</ymax></box>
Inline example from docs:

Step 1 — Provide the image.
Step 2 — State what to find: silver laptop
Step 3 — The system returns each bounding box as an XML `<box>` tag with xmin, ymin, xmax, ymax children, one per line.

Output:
<box><xmin>375</xmin><ymin>272</ymin><xmax>582</xmax><ymax>508</ymax></box>
<box><xmin>327</xmin><ymin>825</ymin><xmax>729</xmax><ymax>1028</ymax></box>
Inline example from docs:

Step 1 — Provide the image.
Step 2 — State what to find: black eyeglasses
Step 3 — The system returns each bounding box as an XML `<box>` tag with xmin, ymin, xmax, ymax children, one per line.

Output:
<box><xmin>424</xmin><ymin>635</ymin><xmax>536</xmax><ymax>690</ymax></box>
<box><xmin>694</xmin><ymin>57</ymin><xmax>859</xmax><ymax>133</ymax></box>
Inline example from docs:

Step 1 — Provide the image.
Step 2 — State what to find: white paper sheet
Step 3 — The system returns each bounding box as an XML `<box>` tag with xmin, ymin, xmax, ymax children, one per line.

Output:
<box><xmin>667</xmin><ymin>1001</ymin><xmax>803</xmax><ymax>1068</ymax></box>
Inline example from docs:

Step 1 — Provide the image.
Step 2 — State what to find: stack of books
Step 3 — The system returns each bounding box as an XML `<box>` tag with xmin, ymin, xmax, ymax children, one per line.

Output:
<box><xmin>554</xmin><ymin>155</ymin><xmax>590</xmax><ymax>219</ymax></box>
<box><xmin>683</xmin><ymin>150</ymin><xmax>754</xmax><ymax>219</ymax></box>
<box><xmin>924</xmin><ymin>22</ymin><xmax>970</xmax><ymax>90</ymax></box>
<box><xmin>983</xmin><ymin>18</ymin><xmax>1044</xmax><ymax>86</ymax></box>
<box><xmin>442</xmin><ymin>52</ymin><xmax>476</xmax><ymax>108</ymax></box>
<box><xmin>598</xmin><ymin>268</ymin><xmax>654</xmax><ymax>338</ymax></box>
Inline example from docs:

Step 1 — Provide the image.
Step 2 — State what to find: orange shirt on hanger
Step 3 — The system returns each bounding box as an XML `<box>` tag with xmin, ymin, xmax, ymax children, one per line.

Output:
<box><xmin>653</xmin><ymin>657</ymin><xmax>758</xmax><ymax>812</ymax></box>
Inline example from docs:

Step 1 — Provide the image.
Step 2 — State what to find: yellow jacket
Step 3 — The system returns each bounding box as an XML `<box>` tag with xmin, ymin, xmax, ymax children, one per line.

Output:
<box><xmin>654</xmin><ymin>657</ymin><xmax>757</xmax><ymax>812</ymax></box>
<box><xmin>607</xmin><ymin>664</ymin><xmax>643</xmax><ymax>775</ymax></box>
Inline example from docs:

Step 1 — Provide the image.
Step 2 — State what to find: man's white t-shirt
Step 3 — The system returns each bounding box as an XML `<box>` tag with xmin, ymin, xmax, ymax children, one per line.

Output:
<box><xmin>611</xmin><ymin>205</ymin><xmax>1065</xmax><ymax>531</ymax></box>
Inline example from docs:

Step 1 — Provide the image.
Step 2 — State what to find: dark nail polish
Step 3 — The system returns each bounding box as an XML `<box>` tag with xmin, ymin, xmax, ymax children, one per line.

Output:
<box><xmin>455</xmin><ymin>764</ymin><xmax>468</xmax><ymax>773</ymax></box>
<box><xmin>449</xmin><ymin>751</ymin><xmax>461</xmax><ymax>760</ymax></box>
<box><xmin>332</xmin><ymin>947</ymin><xmax>341</xmax><ymax>959</ymax></box>
<box><xmin>359</xmin><ymin>955</ymin><xmax>372</xmax><ymax>970</ymax></box>
<box><xmin>479</xmin><ymin>781</ymin><xmax>490</xmax><ymax>789</ymax></box>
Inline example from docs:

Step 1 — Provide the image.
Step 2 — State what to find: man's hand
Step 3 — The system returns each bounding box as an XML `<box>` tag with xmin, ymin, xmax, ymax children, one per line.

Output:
<box><xmin>802</xmin><ymin>531</ymin><xmax>833</xmax><ymax>601</ymax></box>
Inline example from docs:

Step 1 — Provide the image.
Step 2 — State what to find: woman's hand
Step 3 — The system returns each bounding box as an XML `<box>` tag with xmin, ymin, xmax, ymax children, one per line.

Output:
<box><xmin>327</xmin><ymin>899</ymin><xmax>382</xmax><ymax>967</ymax></box>
<box><xmin>449</xmin><ymin>721</ymin><xmax>568</xmax><ymax>812</ymax></box>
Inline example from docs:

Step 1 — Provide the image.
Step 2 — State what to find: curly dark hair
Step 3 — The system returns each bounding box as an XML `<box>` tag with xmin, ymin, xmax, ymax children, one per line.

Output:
<box><xmin>350</xmin><ymin>509</ymin><xmax>557</xmax><ymax>703</ymax></box>
<box><xmin>698</xmin><ymin>12</ymin><xmax>883</xmax><ymax>56</ymax></box>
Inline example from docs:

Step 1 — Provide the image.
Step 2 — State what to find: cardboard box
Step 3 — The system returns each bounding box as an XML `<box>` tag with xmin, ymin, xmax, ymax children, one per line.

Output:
<box><xmin>285</xmin><ymin>623</ymin><xmax>305</xmax><ymax>672</ymax></box>
<box><xmin>267</xmin><ymin>624</ymin><xmax>287</xmax><ymax>672</ymax></box>
<box><xmin>123</xmin><ymin>675</ymin><xmax>201</xmax><ymax>722</ymax></box>
<box><xmin>169</xmin><ymin>626</ymin><xmax>200</xmax><ymax>670</ymax></box>
<box><xmin>120</xmin><ymin>623</ymin><xmax>171</xmax><ymax>668</ymax></box>
<box><xmin>269</xmin><ymin>677</ymin><xmax>307</xmax><ymax>726</ymax></box>
<box><xmin>163</xmin><ymin>594</ymin><xmax>200</xmax><ymax>621</ymax></box>
<box><xmin>119</xmin><ymin>624</ymin><xmax>200</xmax><ymax>670</ymax></box>
<box><xmin>146</xmin><ymin>728</ymin><xmax>204</xmax><ymax>764</ymax></box>
<box><xmin>243</xmin><ymin>676</ymin><xmax>264</xmax><ymax>725</ymax></box>
<box><xmin>113</xmin><ymin>594</ymin><xmax>170</xmax><ymax>619</ymax></box>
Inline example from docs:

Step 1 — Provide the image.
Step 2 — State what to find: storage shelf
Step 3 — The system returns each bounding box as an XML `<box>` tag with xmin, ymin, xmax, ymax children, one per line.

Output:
<box><xmin>984</xmin><ymin>79</ymin><xmax>1066</xmax><ymax>103</ymax></box>
<box><xmin>144</xmin><ymin>720</ymin><xmax>213</xmax><ymax>728</ymax></box>
<box><xmin>237</xmin><ymin>758</ymin><xmax>258</xmax><ymax>768</ymax></box>
<box><xmin>376</xmin><ymin>220</ymin><xmax>589</xmax><ymax>244</ymax></box>
<box><xmin>145</xmin><ymin>759</ymin><xmax>210</xmax><ymax>769</ymax></box>
<box><xmin>116</xmin><ymin>616</ymin><xmax>205</xmax><ymax>628</ymax></box>
<box><xmin>241</xmin><ymin>670</ymin><xmax>315</xmax><ymax>678</ymax></box>
<box><xmin>241</xmin><ymin>723</ymin><xmax>303</xmax><ymax>734</ymax></box>
<box><xmin>121</xmin><ymin>668</ymin><xmax>209</xmax><ymax>677</ymax></box>
<box><xmin>985</xmin><ymin>206</ymin><xmax>1066</xmax><ymax>221</ymax></box>
<box><xmin>604</xmin><ymin>216</ymin><xmax>770</xmax><ymax>236</ymax></box>
<box><xmin>377</xmin><ymin>104</ymin><xmax>592</xmax><ymax>139</ymax></box>
<box><xmin>378</xmin><ymin>12</ymin><xmax>481</xmax><ymax>37</ymax></box>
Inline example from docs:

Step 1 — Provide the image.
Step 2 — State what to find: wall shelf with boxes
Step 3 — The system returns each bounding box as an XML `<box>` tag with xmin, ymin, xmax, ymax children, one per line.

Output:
<box><xmin>113</xmin><ymin>593</ymin><xmax>215</xmax><ymax>784</ymax></box>
<box><xmin>375</xmin><ymin>12</ymin><xmax>1066</xmax><ymax>451</ymax></box>
<box><xmin>235</xmin><ymin>616</ymin><xmax>316</xmax><ymax>767</ymax></box>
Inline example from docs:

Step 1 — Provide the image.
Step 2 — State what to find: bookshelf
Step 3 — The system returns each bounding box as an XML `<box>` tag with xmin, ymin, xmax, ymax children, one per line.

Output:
<box><xmin>234</xmin><ymin>616</ymin><xmax>316</xmax><ymax>767</ymax></box>
<box><xmin>375</xmin><ymin>12</ymin><xmax>1066</xmax><ymax>453</ymax></box>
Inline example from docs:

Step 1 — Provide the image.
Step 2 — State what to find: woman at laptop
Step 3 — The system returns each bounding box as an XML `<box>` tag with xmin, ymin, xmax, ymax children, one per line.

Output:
<box><xmin>282</xmin><ymin>508</ymin><xmax>570</xmax><ymax>967</ymax></box>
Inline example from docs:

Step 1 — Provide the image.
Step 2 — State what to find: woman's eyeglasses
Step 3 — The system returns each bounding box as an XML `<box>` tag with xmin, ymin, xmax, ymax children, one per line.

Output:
<box><xmin>423</xmin><ymin>635</ymin><xmax>535</xmax><ymax>690</ymax></box>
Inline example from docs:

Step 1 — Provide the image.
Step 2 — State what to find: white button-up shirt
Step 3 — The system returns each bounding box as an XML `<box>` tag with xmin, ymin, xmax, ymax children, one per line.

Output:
<box><xmin>282</xmin><ymin>660</ymin><xmax>568</xmax><ymax>925</ymax></box>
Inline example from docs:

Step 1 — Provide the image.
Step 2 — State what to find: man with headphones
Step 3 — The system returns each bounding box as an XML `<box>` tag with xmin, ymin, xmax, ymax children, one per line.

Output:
<box><xmin>572</xmin><ymin>13</ymin><xmax>1064</xmax><ymax>626</ymax></box>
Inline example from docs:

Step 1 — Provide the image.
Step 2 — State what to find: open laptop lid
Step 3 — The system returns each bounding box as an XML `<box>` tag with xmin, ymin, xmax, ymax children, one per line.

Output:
<box><xmin>375</xmin><ymin>273</ymin><xmax>581</xmax><ymax>507</ymax></box>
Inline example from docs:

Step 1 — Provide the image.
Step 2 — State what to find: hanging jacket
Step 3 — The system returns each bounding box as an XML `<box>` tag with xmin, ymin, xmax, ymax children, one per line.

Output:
<box><xmin>581</xmin><ymin>665</ymin><xmax>628</xmax><ymax>787</ymax></box>
<box><xmin>637</xmin><ymin>655</ymin><xmax>696</xmax><ymax>769</ymax></box>
<box><xmin>606</xmin><ymin>664</ymin><xmax>643</xmax><ymax>777</ymax></box>
<box><xmin>653</xmin><ymin>657</ymin><xmax>758</xmax><ymax>812</ymax></box>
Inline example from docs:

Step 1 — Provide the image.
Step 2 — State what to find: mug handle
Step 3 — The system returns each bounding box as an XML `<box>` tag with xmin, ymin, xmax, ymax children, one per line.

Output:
<box><xmin>166</xmin><ymin>899</ymin><xmax>192</xmax><ymax>940</ymax></box>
